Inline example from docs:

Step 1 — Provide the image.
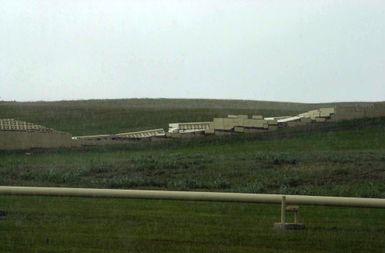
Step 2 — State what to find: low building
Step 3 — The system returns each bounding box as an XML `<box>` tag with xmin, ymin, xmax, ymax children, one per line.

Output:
<box><xmin>213</xmin><ymin>115</ymin><xmax>277</xmax><ymax>133</ymax></box>
<box><xmin>333</xmin><ymin>104</ymin><xmax>385</xmax><ymax>121</ymax></box>
<box><xmin>0</xmin><ymin>119</ymin><xmax>77</xmax><ymax>150</ymax></box>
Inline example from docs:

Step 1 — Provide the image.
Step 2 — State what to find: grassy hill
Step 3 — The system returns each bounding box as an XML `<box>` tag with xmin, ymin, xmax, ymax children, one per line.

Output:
<box><xmin>0</xmin><ymin>98</ymin><xmax>384</xmax><ymax>196</ymax></box>
<box><xmin>0</xmin><ymin>98</ymin><xmax>385</xmax><ymax>252</ymax></box>
<box><xmin>1</xmin><ymin>117</ymin><xmax>384</xmax><ymax>197</ymax></box>
<box><xmin>0</xmin><ymin>98</ymin><xmax>381</xmax><ymax>135</ymax></box>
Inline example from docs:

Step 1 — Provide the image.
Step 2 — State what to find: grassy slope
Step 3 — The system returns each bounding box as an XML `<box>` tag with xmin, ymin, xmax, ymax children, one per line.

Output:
<box><xmin>0</xmin><ymin>99</ymin><xmax>385</xmax><ymax>252</ymax></box>
<box><xmin>0</xmin><ymin>98</ymin><xmax>377</xmax><ymax>135</ymax></box>
<box><xmin>1</xmin><ymin>117</ymin><xmax>384</xmax><ymax>198</ymax></box>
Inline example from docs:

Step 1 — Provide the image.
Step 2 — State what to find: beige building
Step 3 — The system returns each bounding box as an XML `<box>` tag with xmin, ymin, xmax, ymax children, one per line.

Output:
<box><xmin>333</xmin><ymin>103</ymin><xmax>385</xmax><ymax>121</ymax></box>
<box><xmin>0</xmin><ymin>119</ymin><xmax>77</xmax><ymax>150</ymax></box>
<box><xmin>212</xmin><ymin>115</ymin><xmax>277</xmax><ymax>133</ymax></box>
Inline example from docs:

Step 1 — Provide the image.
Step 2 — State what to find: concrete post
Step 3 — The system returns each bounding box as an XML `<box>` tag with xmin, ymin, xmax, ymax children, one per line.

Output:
<box><xmin>281</xmin><ymin>196</ymin><xmax>286</xmax><ymax>224</ymax></box>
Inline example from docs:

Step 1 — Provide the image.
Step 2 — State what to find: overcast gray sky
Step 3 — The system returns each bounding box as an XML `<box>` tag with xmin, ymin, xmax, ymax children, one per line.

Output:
<box><xmin>0</xmin><ymin>0</ymin><xmax>384</xmax><ymax>102</ymax></box>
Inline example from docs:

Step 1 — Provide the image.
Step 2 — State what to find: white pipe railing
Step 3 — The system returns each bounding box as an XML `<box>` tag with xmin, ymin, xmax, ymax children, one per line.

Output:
<box><xmin>1</xmin><ymin>186</ymin><xmax>385</xmax><ymax>208</ymax></box>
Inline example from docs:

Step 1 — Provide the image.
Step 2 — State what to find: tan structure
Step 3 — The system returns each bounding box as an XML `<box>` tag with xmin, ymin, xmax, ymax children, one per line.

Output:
<box><xmin>72</xmin><ymin>134</ymin><xmax>112</xmax><ymax>140</ymax></box>
<box><xmin>73</xmin><ymin>129</ymin><xmax>165</xmax><ymax>140</ymax></box>
<box><xmin>227</xmin><ymin>115</ymin><xmax>248</xmax><ymax>119</ymax></box>
<box><xmin>3</xmin><ymin>104</ymin><xmax>383</xmax><ymax>149</ymax></box>
<box><xmin>297</xmin><ymin>104</ymin><xmax>385</xmax><ymax>122</ymax></box>
<box><xmin>168</xmin><ymin>122</ymin><xmax>211</xmax><ymax>134</ymax></box>
<box><xmin>116</xmin><ymin>129</ymin><xmax>165</xmax><ymax>138</ymax></box>
<box><xmin>0</xmin><ymin>119</ymin><xmax>77</xmax><ymax>150</ymax></box>
<box><xmin>213</xmin><ymin>115</ymin><xmax>277</xmax><ymax>133</ymax></box>
<box><xmin>0</xmin><ymin>118</ymin><xmax>52</xmax><ymax>132</ymax></box>
<box><xmin>211</xmin><ymin>104</ymin><xmax>384</xmax><ymax>134</ymax></box>
<box><xmin>205</xmin><ymin>122</ymin><xmax>215</xmax><ymax>134</ymax></box>
<box><xmin>299</xmin><ymin>107</ymin><xmax>335</xmax><ymax>121</ymax></box>
<box><xmin>277</xmin><ymin>116</ymin><xmax>303</xmax><ymax>123</ymax></box>
<box><xmin>334</xmin><ymin>104</ymin><xmax>385</xmax><ymax>121</ymax></box>
<box><xmin>73</xmin><ymin>129</ymin><xmax>166</xmax><ymax>146</ymax></box>
<box><xmin>264</xmin><ymin>116</ymin><xmax>292</xmax><ymax>121</ymax></box>
<box><xmin>268</xmin><ymin>107</ymin><xmax>335</xmax><ymax>128</ymax></box>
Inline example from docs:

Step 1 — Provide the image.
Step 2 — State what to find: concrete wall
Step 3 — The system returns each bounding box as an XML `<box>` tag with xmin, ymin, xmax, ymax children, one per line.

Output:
<box><xmin>213</xmin><ymin>117</ymin><xmax>269</xmax><ymax>131</ymax></box>
<box><xmin>334</xmin><ymin>103</ymin><xmax>385</xmax><ymax>121</ymax></box>
<box><xmin>0</xmin><ymin>131</ymin><xmax>79</xmax><ymax>150</ymax></box>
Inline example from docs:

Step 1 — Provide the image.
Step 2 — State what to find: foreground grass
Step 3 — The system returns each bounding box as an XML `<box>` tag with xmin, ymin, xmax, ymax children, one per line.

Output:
<box><xmin>0</xmin><ymin>195</ymin><xmax>384</xmax><ymax>253</ymax></box>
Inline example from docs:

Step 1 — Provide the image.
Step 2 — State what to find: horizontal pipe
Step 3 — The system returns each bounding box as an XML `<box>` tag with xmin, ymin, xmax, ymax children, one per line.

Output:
<box><xmin>0</xmin><ymin>186</ymin><xmax>385</xmax><ymax>208</ymax></box>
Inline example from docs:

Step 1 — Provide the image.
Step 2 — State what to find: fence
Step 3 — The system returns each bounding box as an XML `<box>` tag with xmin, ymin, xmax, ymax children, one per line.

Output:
<box><xmin>1</xmin><ymin>186</ymin><xmax>384</xmax><ymax>229</ymax></box>
<box><xmin>1</xmin><ymin>186</ymin><xmax>385</xmax><ymax>208</ymax></box>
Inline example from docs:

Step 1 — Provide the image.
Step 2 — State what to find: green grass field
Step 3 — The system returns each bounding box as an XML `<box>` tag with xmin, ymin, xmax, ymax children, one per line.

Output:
<box><xmin>1</xmin><ymin>196</ymin><xmax>385</xmax><ymax>253</ymax></box>
<box><xmin>0</xmin><ymin>99</ymin><xmax>385</xmax><ymax>252</ymax></box>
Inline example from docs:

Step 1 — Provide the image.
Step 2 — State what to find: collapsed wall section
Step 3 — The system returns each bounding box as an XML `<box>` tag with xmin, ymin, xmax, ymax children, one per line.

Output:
<box><xmin>73</xmin><ymin>129</ymin><xmax>166</xmax><ymax>146</ymax></box>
